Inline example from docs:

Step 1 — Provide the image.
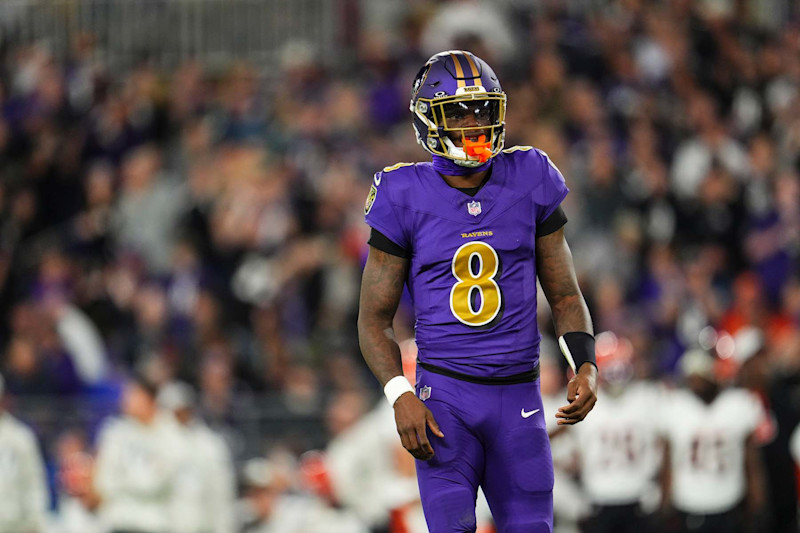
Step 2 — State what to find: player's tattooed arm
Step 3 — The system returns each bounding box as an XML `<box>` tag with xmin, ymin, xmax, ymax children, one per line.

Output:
<box><xmin>535</xmin><ymin>227</ymin><xmax>593</xmax><ymax>336</ymax></box>
<box><xmin>358</xmin><ymin>246</ymin><xmax>443</xmax><ymax>460</ymax></box>
<box><xmin>536</xmin><ymin>227</ymin><xmax>597</xmax><ymax>424</ymax></box>
<box><xmin>357</xmin><ymin>246</ymin><xmax>409</xmax><ymax>386</ymax></box>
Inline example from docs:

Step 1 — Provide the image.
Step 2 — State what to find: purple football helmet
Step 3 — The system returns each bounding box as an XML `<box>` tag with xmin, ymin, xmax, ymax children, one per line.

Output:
<box><xmin>410</xmin><ymin>51</ymin><xmax>507</xmax><ymax>167</ymax></box>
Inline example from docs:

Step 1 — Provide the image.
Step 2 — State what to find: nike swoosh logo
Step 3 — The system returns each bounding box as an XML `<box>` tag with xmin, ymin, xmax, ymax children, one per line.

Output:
<box><xmin>521</xmin><ymin>408</ymin><xmax>540</xmax><ymax>418</ymax></box>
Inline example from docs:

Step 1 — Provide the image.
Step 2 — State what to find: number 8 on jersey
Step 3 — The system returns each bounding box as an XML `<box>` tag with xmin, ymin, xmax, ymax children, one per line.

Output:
<box><xmin>449</xmin><ymin>241</ymin><xmax>503</xmax><ymax>327</ymax></box>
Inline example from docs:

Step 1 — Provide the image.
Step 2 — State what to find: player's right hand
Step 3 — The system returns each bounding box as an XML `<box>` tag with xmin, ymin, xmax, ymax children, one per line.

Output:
<box><xmin>393</xmin><ymin>392</ymin><xmax>444</xmax><ymax>460</ymax></box>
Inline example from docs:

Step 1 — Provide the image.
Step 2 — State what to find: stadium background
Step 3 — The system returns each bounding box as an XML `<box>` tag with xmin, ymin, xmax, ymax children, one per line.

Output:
<box><xmin>0</xmin><ymin>0</ymin><xmax>799</xmax><ymax>531</ymax></box>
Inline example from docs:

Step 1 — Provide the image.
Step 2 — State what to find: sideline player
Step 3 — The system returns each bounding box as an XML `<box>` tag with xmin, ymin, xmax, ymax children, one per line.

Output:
<box><xmin>570</xmin><ymin>332</ymin><xmax>662</xmax><ymax>532</ymax></box>
<box><xmin>659</xmin><ymin>349</ymin><xmax>766</xmax><ymax>533</ymax></box>
<box><xmin>358</xmin><ymin>50</ymin><xmax>598</xmax><ymax>533</ymax></box>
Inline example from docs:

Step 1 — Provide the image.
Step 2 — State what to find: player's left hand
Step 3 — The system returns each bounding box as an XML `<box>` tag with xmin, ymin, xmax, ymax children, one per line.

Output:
<box><xmin>556</xmin><ymin>363</ymin><xmax>597</xmax><ymax>425</ymax></box>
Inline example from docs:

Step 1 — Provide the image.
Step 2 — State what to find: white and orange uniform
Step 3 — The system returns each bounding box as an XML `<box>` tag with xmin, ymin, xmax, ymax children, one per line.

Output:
<box><xmin>659</xmin><ymin>387</ymin><xmax>764</xmax><ymax>514</ymax></box>
<box><xmin>571</xmin><ymin>381</ymin><xmax>663</xmax><ymax>507</ymax></box>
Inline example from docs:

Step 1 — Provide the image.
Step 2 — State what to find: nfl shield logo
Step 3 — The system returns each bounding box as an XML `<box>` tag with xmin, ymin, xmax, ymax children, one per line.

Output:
<box><xmin>419</xmin><ymin>386</ymin><xmax>431</xmax><ymax>401</ymax></box>
<box><xmin>467</xmin><ymin>200</ymin><xmax>481</xmax><ymax>216</ymax></box>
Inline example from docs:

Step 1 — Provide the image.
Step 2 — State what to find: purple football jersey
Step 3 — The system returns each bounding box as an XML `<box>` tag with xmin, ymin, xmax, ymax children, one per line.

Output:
<box><xmin>364</xmin><ymin>147</ymin><xmax>569</xmax><ymax>378</ymax></box>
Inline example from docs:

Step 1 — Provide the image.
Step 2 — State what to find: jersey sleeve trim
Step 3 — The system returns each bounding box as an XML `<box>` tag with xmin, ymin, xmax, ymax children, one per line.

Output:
<box><xmin>368</xmin><ymin>228</ymin><xmax>410</xmax><ymax>258</ymax></box>
<box><xmin>536</xmin><ymin>206</ymin><xmax>567</xmax><ymax>237</ymax></box>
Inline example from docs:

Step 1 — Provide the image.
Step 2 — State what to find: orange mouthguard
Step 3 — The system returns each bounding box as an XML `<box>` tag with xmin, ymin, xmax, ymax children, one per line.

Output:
<box><xmin>463</xmin><ymin>135</ymin><xmax>491</xmax><ymax>162</ymax></box>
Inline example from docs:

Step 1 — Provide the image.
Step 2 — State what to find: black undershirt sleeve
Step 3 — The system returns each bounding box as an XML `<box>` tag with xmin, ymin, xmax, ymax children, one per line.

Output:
<box><xmin>536</xmin><ymin>206</ymin><xmax>568</xmax><ymax>237</ymax></box>
<box><xmin>368</xmin><ymin>228</ymin><xmax>410</xmax><ymax>258</ymax></box>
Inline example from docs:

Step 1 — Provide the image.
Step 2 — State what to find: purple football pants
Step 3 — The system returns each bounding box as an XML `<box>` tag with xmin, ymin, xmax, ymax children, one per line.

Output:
<box><xmin>414</xmin><ymin>366</ymin><xmax>554</xmax><ymax>533</ymax></box>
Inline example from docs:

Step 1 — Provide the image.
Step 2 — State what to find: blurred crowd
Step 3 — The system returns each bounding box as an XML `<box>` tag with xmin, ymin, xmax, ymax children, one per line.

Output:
<box><xmin>0</xmin><ymin>0</ymin><xmax>799</xmax><ymax>531</ymax></box>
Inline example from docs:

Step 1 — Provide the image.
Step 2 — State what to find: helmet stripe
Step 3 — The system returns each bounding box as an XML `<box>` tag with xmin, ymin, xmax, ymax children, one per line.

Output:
<box><xmin>464</xmin><ymin>53</ymin><xmax>481</xmax><ymax>82</ymax></box>
<box><xmin>449</xmin><ymin>52</ymin><xmax>466</xmax><ymax>88</ymax></box>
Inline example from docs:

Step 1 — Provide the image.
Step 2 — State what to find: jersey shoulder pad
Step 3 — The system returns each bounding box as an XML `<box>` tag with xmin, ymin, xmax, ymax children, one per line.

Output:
<box><xmin>720</xmin><ymin>388</ymin><xmax>764</xmax><ymax>428</ymax></box>
<box><xmin>382</xmin><ymin>162</ymin><xmax>416</xmax><ymax>173</ymax></box>
<box><xmin>501</xmin><ymin>145</ymin><xmax>535</xmax><ymax>154</ymax></box>
<box><xmin>365</xmin><ymin>163</ymin><xmax>418</xmax><ymax>248</ymax></box>
<box><xmin>371</xmin><ymin>162</ymin><xmax>418</xmax><ymax>189</ymax></box>
<box><xmin>503</xmin><ymin>145</ymin><xmax>554</xmax><ymax>167</ymax></box>
<box><xmin>498</xmin><ymin>146</ymin><xmax>537</xmax><ymax>189</ymax></box>
<box><xmin>499</xmin><ymin>145</ymin><xmax>551</xmax><ymax>172</ymax></box>
<box><xmin>719</xmin><ymin>387</ymin><xmax>761</xmax><ymax>411</ymax></box>
<box><xmin>501</xmin><ymin>145</ymin><xmax>566</xmax><ymax>193</ymax></box>
<box><xmin>374</xmin><ymin>162</ymin><xmax>423</xmax><ymax>202</ymax></box>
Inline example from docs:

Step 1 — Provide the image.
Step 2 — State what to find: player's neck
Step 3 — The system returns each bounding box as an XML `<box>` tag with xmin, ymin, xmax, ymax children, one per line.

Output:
<box><xmin>439</xmin><ymin>168</ymin><xmax>490</xmax><ymax>189</ymax></box>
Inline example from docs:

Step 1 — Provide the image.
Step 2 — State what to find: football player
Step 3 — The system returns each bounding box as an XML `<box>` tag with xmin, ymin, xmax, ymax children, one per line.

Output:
<box><xmin>658</xmin><ymin>349</ymin><xmax>766</xmax><ymax>533</ymax></box>
<box><xmin>569</xmin><ymin>332</ymin><xmax>663</xmax><ymax>533</ymax></box>
<box><xmin>358</xmin><ymin>50</ymin><xmax>598</xmax><ymax>532</ymax></box>
<box><xmin>0</xmin><ymin>374</ymin><xmax>48</xmax><ymax>533</ymax></box>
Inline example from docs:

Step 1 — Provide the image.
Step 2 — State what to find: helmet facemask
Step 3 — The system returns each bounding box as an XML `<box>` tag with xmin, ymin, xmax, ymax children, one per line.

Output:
<box><xmin>412</xmin><ymin>91</ymin><xmax>506</xmax><ymax>167</ymax></box>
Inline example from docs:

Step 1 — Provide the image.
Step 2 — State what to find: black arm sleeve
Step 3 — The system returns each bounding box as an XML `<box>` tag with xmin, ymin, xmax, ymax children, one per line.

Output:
<box><xmin>536</xmin><ymin>206</ymin><xmax>568</xmax><ymax>237</ymax></box>
<box><xmin>368</xmin><ymin>228</ymin><xmax>410</xmax><ymax>258</ymax></box>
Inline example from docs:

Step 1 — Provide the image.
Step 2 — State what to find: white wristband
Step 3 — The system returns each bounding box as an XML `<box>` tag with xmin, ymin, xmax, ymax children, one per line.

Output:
<box><xmin>384</xmin><ymin>376</ymin><xmax>415</xmax><ymax>406</ymax></box>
